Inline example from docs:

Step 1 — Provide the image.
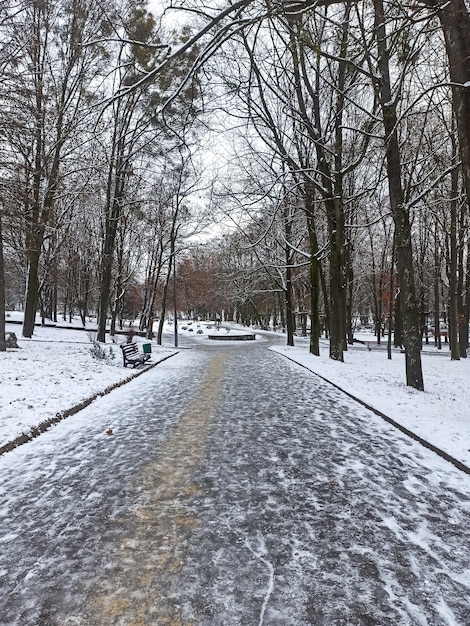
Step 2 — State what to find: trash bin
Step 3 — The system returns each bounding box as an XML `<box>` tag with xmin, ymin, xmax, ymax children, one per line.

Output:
<box><xmin>142</xmin><ymin>343</ymin><xmax>152</xmax><ymax>354</ymax></box>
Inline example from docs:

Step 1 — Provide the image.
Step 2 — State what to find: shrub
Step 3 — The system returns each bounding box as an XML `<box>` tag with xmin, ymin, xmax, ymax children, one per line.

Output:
<box><xmin>90</xmin><ymin>341</ymin><xmax>113</xmax><ymax>362</ymax></box>
<box><xmin>5</xmin><ymin>332</ymin><xmax>18</xmax><ymax>348</ymax></box>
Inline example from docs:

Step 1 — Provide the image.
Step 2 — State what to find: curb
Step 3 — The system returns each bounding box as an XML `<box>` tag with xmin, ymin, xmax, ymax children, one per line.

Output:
<box><xmin>278</xmin><ymin>352</ymin><xmax>470</xmax><ymax>476</ymax></box>
<box><xmin>0</xmin><ymin>352</ymin><xmax>179</xmax><ymax>457</ymax></box>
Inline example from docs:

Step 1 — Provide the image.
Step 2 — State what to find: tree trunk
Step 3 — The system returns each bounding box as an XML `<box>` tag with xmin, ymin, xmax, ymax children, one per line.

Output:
<box><xmin>448</xmin><ymin>135</ymin><xmax>460</xmax><ymax>360</ymax></box>
<box><xmin>431</xmin><ymin>0</ymin><xmax>470</xmax><ymax>210</ymax></box>
<box><xmin>110</xmin><ymin>303</ymin><xmax>117</xmax><ymax>337</ymax></box>
<box><xmin>327</xmin><ymin>211</ymin><xmax>346</xmax><ymax>361</ymax></box>
<box><xmin>320</xmin><ymin>6</ymin><xmax>350</xmax><ymax>362</ymax></box>
<box><xmin>23</xmin><ymin>247</ymin><xmax>40</xmax><ymax>338</ymax></box>
<box><xmin>140</xmin><ymin>244</ymin><xmax>164</xmax><ymax>334</ymax></box>
<box><xmin>387</xmin><ymin>234</ymin><xmax>395</xmax><ymax>360</ymax></box>
<box><xmin>157</xmin><ymin>257</ymin><xmax>175</xmax><ymax>346</ymax></box>
<box><xmin>457</xmin><ymin>203</ymin><xmax>467</xmax><ymax>357</ymax></box>
<box><xmin>157</xmin><ymin>280</ymin><xmax>169</xmax><ymax>346</ymax></box>
<box><xmin>146</xmin><ymin>315</ymin><xmax>154</xmax><ymax>340</ymax></box>
<box><xmin>430</xmin><ymin>0</ymin><xmax>470</xmax><ymax>352</ymax></box>
<box><xmin>464</xmin><ymin>233</ymin><xmax>470</xmax><ymax>355</ymax></box>
<box><xmin>288</xmin><ymin>17</ymin><xmax>347</xmax><ymax>360</ymax></box>
<box><xmin>345</xmin><ymin>252</ymin><xmax>354</xmax><ymax>347</ymax></box>
<box><xmin>433</xmin><ymin>219</ymin><xmax>442</xmax><ymax>349</ymax></box>
<box><xmin>278</xmin><ymin>291</ymin><xmax>286</xmax><ymax>333</ymax></box>
<box><xmin>0</xmin><ymin>215</ymin><xmax>6</xmax><ymax>352</ymax></box>
<box><xmin>285</xmin><ymin>282</ymin><xmax>295</xmax><ymax>347</ymax></box>
<box><xmin>320</xmin><ymin>264</ymin><xmax>329</xmax><ymax>339</ymax></box>
<box><xmin>372</xmin><ymin>278</ymin><xmax>381</xmax><ymax>346</ymax></box>
<box><xmin>157</xmin><ymin>239</ymin><xmax>176</xmax><ymax>345</ymax></box>
<box><xmin>97</xmin><ymin>169</ymin><xmax>124</xmax><ymax>342</ymax></box>
<box><xmin>96</xmin><ymin>249</ymin><xmax>113</xmax><ymax>343</ymax></box>
<box><xmin>284</xmin><ymin>204</ymin><xmax>295</xmax><ymax>347</ymax></box>
<box><xmin>374</xmin><ymin>0</ymin><xmax>424</xmax><ymax>390</ymax></box>
<box><xmin>306</xmin><ymin>193</ymin><xmax>321</xmax><ymax>355</ymax></box>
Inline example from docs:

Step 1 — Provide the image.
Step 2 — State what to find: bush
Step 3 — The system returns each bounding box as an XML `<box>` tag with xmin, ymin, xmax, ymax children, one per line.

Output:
<box><xmin>5</xmin><ymin>332</ymin><xmax>19</xmax><ymax>348</ymax></box>
<box><xmin>90</xmin><ymin>341</ymin><xmax>114</xmax><ymax>362</ymax></box>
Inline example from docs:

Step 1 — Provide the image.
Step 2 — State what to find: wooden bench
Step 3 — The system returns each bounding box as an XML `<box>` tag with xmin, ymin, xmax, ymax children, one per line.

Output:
<box><xmin>120</xmin><ymin>342</ymin><xmax>151</xmax><ymax>368</ymax></box>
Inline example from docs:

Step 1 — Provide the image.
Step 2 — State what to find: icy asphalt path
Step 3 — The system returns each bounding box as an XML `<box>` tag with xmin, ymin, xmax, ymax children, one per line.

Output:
<box><xmin>0</xmin><ymin>337</ymin><xmax>469</xmax><ymax>626</ymax></box>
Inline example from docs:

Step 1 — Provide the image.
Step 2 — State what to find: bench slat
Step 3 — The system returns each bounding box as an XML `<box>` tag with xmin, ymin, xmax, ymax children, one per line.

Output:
<box><xmin>122</xmin><ymin>344</ymin><xmax>139</xmax><ymax>355</ymax></box>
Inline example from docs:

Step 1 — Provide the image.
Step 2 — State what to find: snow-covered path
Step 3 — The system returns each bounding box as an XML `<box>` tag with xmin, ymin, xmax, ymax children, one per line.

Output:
<box><xmin>1</xmin><ymin>337</ymin><xmax>469</xmax><ymax>625</ymax></box>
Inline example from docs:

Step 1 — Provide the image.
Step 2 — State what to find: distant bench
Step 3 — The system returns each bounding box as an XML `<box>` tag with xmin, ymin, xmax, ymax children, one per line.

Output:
<box><xmin>208</xmin><ymin>333</ymin><xmax>256</xmax><ymax>341</ymax></box>
<box><xmin>120</xmin><ymin>342</ymin><xmax>151</xmax><ymax>368</ymax></box>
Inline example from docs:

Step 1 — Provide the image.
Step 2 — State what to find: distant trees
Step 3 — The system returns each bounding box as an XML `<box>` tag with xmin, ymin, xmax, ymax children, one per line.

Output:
<box><xmin>174</xmin><ymin>0</ymin><xmax>470</xmax><ymax>389</ymax></box>
<box><xmin>1</xmin><ymin>0</ymin><xmax>470</xmax><ymax>393</ymax></box>
<box><xmin>95</xmin><ymin>3</ymin><xmax>159</xmax><ymax>342</ymax></box>
<box><xmin>0</xmin><ymin>0</ymin><xmax>204</xmax><ymax>343</ymax></box>
<box><xmin>92</xmin><ymin>8</ymin><xmax>203</xmax><ymax>343</ymax></box>
<box><xmin>1</xmin><ymin>0</ymin><xmax>114</xmax><ymax>338</ymax></box>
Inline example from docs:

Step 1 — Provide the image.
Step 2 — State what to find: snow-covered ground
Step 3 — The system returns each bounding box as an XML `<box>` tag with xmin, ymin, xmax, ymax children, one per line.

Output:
<box><xmin>1</xmin><ymin>312</ymin><xmax>469</xmax><ymax>471</ymax></box>
<box><xmin>1</xmin><ymin>313</ymin><xmax>178</xmax><ymax>452</ymax></box>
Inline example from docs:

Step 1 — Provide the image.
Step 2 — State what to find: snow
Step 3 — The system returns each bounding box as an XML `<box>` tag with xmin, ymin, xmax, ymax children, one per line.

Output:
<box><xmin>1</xmin><ymin>312</ymin><xmax>178</xmax><ymax>451</ymax></box>
<box><xmin>1</xmin><ymin>314</ymin><xmax>469</xmax><ymax>470</ymax></box>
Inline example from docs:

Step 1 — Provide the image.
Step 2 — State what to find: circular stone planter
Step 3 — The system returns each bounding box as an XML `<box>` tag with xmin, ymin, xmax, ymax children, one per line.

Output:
<box><xmin>208</xmin><ymin>333</ymin><xmax>256</xmax><ymax>341</ymax></box>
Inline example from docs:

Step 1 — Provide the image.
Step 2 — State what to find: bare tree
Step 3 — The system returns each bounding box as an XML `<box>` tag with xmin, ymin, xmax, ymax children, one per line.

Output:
<box><xmin>367</xmin><ymin>0</ymin><xmax>424</xmax><ymax>389</ymax></box>
<box><xmin>1</xmin><ymin>0</ymin><xmax>115</xmax><ymax>337</ymax></box>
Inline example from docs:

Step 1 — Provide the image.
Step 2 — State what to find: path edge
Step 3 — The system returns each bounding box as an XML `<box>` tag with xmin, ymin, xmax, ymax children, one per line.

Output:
<box><xmin>0</xmin><ymin>352</ymin><xmax>179</xmax><ymax>457</ymax></box>
<box><xmin>277</xmin><ymin>351</ymin><xmax>470</xmax><ymax>476</ymax></box>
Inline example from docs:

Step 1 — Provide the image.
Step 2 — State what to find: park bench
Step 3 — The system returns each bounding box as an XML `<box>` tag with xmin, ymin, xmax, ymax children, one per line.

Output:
<box><xmin>120</xmin><ymin>342</ymin><xmax>151</xmax><ymax>368</ymax></box>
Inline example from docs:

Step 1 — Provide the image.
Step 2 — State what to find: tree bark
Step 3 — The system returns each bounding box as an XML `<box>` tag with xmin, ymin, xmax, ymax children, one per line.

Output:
<box><xmin>465</xmin><ymin>232</ymin><xmax>470</xmax><ymax>354</ymax></box>
<box><xmin>287</xmin><ymin>17</ymin><xmax>347</xmax><ymax>361</ymax></box>
<box><xmin>393</xmin><ymin>289</ymin><xmax>403</xmax><ymax>349</ymax></box>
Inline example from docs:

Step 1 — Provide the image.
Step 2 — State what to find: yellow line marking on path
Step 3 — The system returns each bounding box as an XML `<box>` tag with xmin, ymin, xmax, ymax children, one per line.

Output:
<box><xmin>85</xmin><ymin>351</ymin><xmax>228</xmax><ymax>626</ymax></box>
